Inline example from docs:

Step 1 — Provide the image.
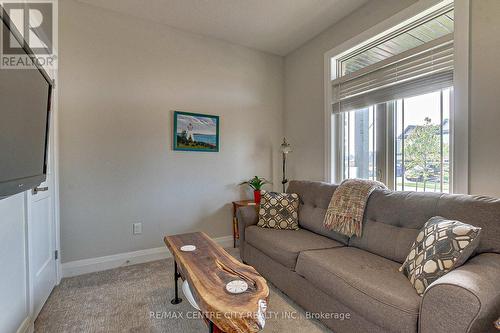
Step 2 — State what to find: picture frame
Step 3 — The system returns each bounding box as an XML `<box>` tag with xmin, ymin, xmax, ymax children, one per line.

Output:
<box><xmin>173</xmin><ymin>111</ymin><xmax>220</xmax><ymax>152</ymax></box>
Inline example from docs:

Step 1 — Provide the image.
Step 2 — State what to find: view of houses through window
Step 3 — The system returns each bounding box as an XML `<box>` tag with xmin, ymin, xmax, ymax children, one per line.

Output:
<box><xmin>341</xmin><ymin>88</ymin><xmax>452</xmax><ymax>193</ymax></box>
<box><xmin>395</xmin><ymin>88</ymin><xmax>451</xmax><ymax>192</ymax></box>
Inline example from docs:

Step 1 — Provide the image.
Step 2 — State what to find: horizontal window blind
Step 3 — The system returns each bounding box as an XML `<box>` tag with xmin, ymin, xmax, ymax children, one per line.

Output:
<box><xmin>332</xmin><ymin>34</ymin><xmax>453</xmax><ymax>113</ymax></box>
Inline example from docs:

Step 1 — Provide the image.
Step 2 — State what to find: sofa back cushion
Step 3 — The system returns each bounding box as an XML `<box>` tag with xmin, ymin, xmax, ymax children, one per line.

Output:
<box><xmin>287</xmin><ymin>180</ymin><xmax>500</xmax><ymax>263</ymax></box>
<box><xmin>351</xmin><ymin>190</ymin><xmax>441</xmax><ymax>263</ymax></box>
<box><xmin>287</xmin><ymin>181</ymin><xmax>348</xmax><ymax>244</ymax></box>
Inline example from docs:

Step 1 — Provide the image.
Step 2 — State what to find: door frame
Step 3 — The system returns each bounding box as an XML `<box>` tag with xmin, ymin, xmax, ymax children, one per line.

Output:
<box><xmin>52</xmin><ymin>69</ymin><xmax>61</xmax><ymax>285</ymax></box>
<box><xmin>25</xmin><ymin>69</ymin><xmax>60</xmax><ymax>321</ymax></box>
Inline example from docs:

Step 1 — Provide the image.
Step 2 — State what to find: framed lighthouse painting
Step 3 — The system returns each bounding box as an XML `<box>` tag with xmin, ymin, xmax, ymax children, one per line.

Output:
<box><xmin>173</xmin><ymin>111</ymin><xmax>220</xmax><ymax>152</ymax></box>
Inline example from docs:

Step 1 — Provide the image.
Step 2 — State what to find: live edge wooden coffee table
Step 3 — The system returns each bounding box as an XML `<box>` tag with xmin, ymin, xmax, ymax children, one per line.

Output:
<box><xmin>164</xmin><ymin>232</ymin><xmax>269</xmax><ymax>333</ymax></box>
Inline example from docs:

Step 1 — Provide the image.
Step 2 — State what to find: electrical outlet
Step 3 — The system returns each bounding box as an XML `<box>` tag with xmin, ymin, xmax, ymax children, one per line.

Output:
<box><xmin>133</xmin><ymin>222</ymin><xmax>142</xmax><ymax>235</ymax></box>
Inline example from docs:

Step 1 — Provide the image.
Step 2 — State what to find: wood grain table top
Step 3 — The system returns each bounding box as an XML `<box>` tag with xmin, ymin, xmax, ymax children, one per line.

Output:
<box><xmin>164</xmin><ymin>232</ymin><xmax>269</xmax><ymax>333</ymax></box>
<box><xmin>232</xmin><ymin>200</ymin><xmax>256</xmax><ymax>206</ymax></box>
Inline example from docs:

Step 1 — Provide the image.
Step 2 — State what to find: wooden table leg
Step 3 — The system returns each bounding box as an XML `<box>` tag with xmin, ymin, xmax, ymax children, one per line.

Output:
<box><xmin>232</xmin><ymin>203</ymin><xmax>237</xmax><ymax>248</ymax></box>
<box><xmin>232</xmin><ymin>217</ymin><xmax>238</xmax><ymax>248</ymax></box>
<box><xmin>171</xmin><ymin>260</ymin><xmax>182</xmax><ymax>304</ymax></box>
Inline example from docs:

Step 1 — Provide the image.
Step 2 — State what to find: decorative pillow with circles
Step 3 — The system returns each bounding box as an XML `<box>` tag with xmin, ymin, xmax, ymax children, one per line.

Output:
<box><xmin>399</xmin><ymin>216</ymin><xmax>481</xmax><ymax>296</ymax></box>
<box><xmin>257</xmin><ymin>191</ymin><xmax>300</xmax><ymax>230</ymax></box>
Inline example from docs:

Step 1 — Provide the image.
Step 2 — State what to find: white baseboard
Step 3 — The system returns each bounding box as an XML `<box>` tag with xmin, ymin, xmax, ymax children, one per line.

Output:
<box><xmin>17</xmin><ymin>316</ymin><xmax>34</xmax><ymax>333</ymax></box>
<box><xmin>62</xmin><ymin>235</ymin><xmax>233</xmax><ymax>278</ymax></box>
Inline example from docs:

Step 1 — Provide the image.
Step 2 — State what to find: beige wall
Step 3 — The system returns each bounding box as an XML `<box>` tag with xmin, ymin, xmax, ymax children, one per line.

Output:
<box><xmin>58</xmin><ymin>0</ymin><xmax>500</xmax><ymax>262</ymax></box>
<box><xmin>59</xmin><ymin>0</ymin><xmax>284</xmax><ymax>262</ymax></box>
<box><xmin>284</xmin><ymin>0</ymin><xmax>500</xmax><ymax>197</ymax></box>
<box><xmin>284</xmin><ymin>0</ymin><xmax>418</xmax><ymax>182</ymax></box>
<box><xmin>469</xmin><ymin>0</ymin><xmax>500</xmax><ymax>196</ymax></box>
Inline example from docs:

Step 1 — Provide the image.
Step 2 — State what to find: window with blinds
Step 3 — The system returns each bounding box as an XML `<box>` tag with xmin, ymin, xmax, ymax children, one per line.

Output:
<box><xmin>330</xmin><ymin>5</ymin><xmax>454</xmax><ymax>193</ymax></box>
<box><xmin>331</xmin><ymin>6</ymin><xmax>454</xmax><ymax>113</ymax></box>
<box><xmin>338</xmin><ymin>8</ymin><xmax>454</xmax><ymax>76</ymax></box>
<box><xmin>332</xmin><ymin>35</ymin><xmax>453</xmax><ymax>113</ymax></box>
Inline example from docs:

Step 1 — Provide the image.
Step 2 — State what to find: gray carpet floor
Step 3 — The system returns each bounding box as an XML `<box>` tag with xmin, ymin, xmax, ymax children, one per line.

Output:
<box><xmin>34</xmin><ymin>248</ymin><xmax>331</xmax><ymax>333</ymax></box>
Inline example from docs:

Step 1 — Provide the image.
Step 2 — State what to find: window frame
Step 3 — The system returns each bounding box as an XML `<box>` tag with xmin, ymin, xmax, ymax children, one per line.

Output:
<box><xmin>324</xmin><ymin>0</ymin><xmax>469</xmax><ymax>194</ymax></box>
<box><xmin>336</xmin><ymin>88</ymin><xmax>453</xmax><ymax>192</ymax></box>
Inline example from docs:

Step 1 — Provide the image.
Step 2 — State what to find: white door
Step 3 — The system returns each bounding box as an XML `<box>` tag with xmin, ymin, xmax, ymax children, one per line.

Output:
<box><xmin>27</xmin><ymin>113</ymin><xmax>57</xmax><ymax>318</ymax></box>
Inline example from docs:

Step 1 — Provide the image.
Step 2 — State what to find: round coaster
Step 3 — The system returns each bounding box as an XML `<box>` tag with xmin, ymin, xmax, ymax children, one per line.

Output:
<box><xmin>180</xmin><ymin>245</ymin><xmax>196</xmax><ymax>252</ymax></box>
<box><xmin>225</xmin><ymin>280</ymin><xmax>248</xmax><ymax>294</ymax></box>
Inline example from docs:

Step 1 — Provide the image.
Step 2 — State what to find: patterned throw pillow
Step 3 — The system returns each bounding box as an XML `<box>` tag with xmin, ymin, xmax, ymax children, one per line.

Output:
<box><xmin>399</xmin><ymin>216</ymin><xmax>481</xmax><ymax>296</ymax></box>
<box><xmin>258</xmin><ymin>191</ymin><xmax>299</xmax><ymax>230</ymax></box>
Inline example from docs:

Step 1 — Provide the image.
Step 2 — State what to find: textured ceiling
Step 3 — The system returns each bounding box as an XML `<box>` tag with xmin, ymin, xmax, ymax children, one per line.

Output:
<box><xmin>77</xmin><ymin>0</ymin><xmax>369</xmax><ymax>55</ymax></box>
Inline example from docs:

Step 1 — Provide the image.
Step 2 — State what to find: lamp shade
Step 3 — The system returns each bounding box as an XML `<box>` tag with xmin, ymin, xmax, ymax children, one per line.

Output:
<box><xmin>280</xmin><ymin>138</ymin><xmax>292</xmax><ymax>154</ymax></box>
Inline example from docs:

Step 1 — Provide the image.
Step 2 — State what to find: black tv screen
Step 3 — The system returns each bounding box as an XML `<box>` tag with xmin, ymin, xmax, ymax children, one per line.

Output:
<box><xmin>0</xmin><ymin>10</ymin><xmax>52</xmax><ymax>199</ymax></box>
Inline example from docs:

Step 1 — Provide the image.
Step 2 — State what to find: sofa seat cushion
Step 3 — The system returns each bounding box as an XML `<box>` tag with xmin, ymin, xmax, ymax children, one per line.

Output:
<box><xmin>245</xmin><ymin>225</ymin><xmax>344</xmax><ymax>270</ymax></box>
<box><xmin>295</xmin><ymin>247</ymin><xmax>421</xmax><ymax>333</ymax></box>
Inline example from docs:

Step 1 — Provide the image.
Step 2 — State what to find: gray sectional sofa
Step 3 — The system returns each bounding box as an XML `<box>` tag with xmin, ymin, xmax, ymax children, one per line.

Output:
<box><xmin>237</xmin><ymin>180</ymin><xmax>500</xmax><ymax>333</ymax></box>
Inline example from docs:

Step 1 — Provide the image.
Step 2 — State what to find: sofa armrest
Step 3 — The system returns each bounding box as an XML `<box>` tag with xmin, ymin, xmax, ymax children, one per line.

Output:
<box><xmin>236</xmin><ymin>205</ymin><xmax>258</xmax><ymax>243</ymax></box>
<box><xmin>419</xmin><ymin>253</ymin><xmax>500</xmax><ymax>333</ymax></box>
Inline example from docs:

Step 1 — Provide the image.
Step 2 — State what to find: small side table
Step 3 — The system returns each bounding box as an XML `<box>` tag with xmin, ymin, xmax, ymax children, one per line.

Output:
<box><xmin>232</xmin><ymin>200</ymin><xmax>256</xmax><ymax>248</ymax></box>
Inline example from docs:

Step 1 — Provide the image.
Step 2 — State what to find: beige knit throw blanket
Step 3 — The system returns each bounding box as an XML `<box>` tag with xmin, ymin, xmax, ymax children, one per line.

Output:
<box><xmin>324</xmin><ymin>178</ymin><xmax>387</xmax><ymax>237</ymax></box>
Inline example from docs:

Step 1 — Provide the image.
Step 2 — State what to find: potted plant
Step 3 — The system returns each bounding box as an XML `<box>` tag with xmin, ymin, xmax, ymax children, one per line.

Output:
<box><xmin>239</xmin><ymin>176</ymin><xmax>271</xmax><ymax>204</ymax></box>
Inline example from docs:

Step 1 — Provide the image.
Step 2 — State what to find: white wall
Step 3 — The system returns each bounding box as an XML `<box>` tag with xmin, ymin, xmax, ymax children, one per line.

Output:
<box><xmin>59</xmin><ymin>0</ymin><xmax>284</xmax><ymax>263</ymax></box>
<box><xmin>284</xmin><ymin>0</ymin><xmax>500</xmax><ymax>197</ymax></box>
<box><xmin>0</xmin><ymin>194</ymin><xmax>30</xmax><ymax>333</ymax></box>
<box><xmin>284</xmin><ymin>0</ymin><xmax>417</xmax><ymax>182</ymax></box>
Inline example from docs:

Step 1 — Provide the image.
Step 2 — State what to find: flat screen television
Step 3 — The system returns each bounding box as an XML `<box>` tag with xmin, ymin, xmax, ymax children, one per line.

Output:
<box><xmin>0</xmin><ymin>8</ymin><xmax>53</xmax><ymax>199</ymax></box>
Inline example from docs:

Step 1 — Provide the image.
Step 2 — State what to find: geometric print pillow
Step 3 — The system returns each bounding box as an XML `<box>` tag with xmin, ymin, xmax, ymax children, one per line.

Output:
<box><xmin>258</xmin><ymin>191</ymin><xmax>299</xmax><ymax>230</ymax></box>
<box><xmin>399</xmin><ymin>216</ymin><xmax>481</xmax><ymax>296</ymax></box>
